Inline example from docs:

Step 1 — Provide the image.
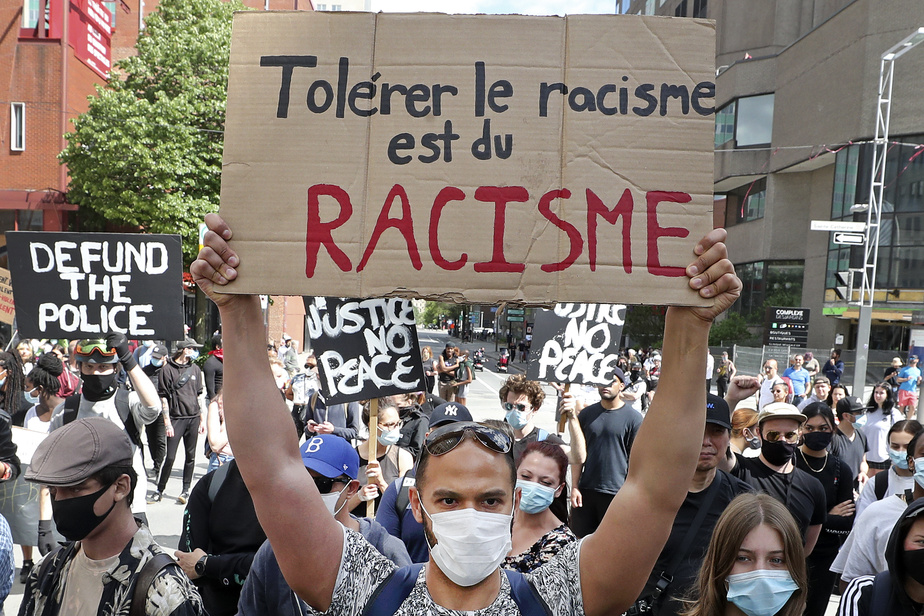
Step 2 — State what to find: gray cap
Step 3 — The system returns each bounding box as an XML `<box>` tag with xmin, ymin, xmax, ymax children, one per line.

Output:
<box><xmin>26</xmin><ymin>418</ymin><xmax>133</xmax><ymax>487</ymax></box>
<box><xmin>176</xmin><ymin>338</ymin><xmax>202</xmax><ymax>350</ymax></box>
<box><xmin>151</xmin><ymin>344</ymin><xmax>169</xmax><ymax>359</ymax></box>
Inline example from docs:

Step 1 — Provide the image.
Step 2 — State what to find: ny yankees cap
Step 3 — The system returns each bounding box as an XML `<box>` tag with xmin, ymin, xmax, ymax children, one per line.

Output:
<box><xmin>429</xmin><ymin>402</ymin><xmax>474</xmax><ymax>428</ymax></box>
<box><xmin>300</xmin><ymin>435</ymin><xmax>359</xmax><ymax>480</ymax></box>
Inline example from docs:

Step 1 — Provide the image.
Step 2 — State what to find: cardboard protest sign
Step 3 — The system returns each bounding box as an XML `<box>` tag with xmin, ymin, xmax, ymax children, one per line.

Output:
<box><xmin>219</xmin><ymin>12</ymin><xmax>715</xmax><ymax>306</ymax></box>
<box><xmin>0</xmin><ymin>268</ymin><xmax>14</xmax><ymax>325</ymax></box>
<box><xmin>527</xmin><ymin>303</ymin><xmax>626</xmax><ymax>386</ymax></box>
<box><xmin>304</xmin><ymin>296</ymin><xmax>426</xmax><ymax>405</ymax></box>
<box><xmin>6</xmin><ymin>232</ymin><xmax>184</xmax><ymax>339</ymax></box>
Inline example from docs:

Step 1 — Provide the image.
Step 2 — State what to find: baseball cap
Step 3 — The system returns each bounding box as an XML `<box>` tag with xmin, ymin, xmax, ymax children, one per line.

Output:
<box><xmin>283</xmin><ymin>333</ymin><xmax>292</xmax><ymax>341</ymax></box>
<box><xmin>176</xmin><ymin>338</ymin><xmax>202</xmax><ymax>350</ymax></box>
<box><xmin>734</xmin><ymin>396</ymin><xmax>759</xmax><ymax>412</ymax></box>
<box><xmin>706</xmin><ymin>394</ymin><xmax>731</xmax><ymax>430</ymax></box>
<box><xmin>812</xmin><ymin>376</ymin><xmax>830</xmax><ymax>386</ymax></box>
<box><xmin>608</xmin><ymin>367</ymin><xmax>626</xmax><ymax>384</ymax></box>
<box><xmin>74</xmin><ymin>339</ymin><xmax>118</xmax><ymax>365</ymax></box>
<box><xmin>837</xmin><ymin>396</ymin><xmax>867</xmax><ymax>415</ymax></box>
<box><xmin>26</xmin><ymin>417</ymin><xmax>133</xmax><ymax>487</ymax></box>
<box><xmin>151</xmin><ymin>344</ymin><xmax>168</xmax><ymax>360</ymax></box>
<box><xmin>910</xmin><ymin>355</ymin><xmax>919</xmax><ymax>362</ymax></box>
<box><xmin>429</xmin><ymin>402</ymin><xmax>473</xmax><ymax>428</ymax></box>
<box><xmin>757</xmin><ymin>402</ymin><xmax>806</xmax><ymax>425</ymax></box>
<box><xmin>300</xmin><ymin>436</ymin><xmax>359</xmax><ymax>480</ymax></box>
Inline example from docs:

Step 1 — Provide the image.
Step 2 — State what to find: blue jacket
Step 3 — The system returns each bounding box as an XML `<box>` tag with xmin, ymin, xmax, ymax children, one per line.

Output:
<box><xmin>237</xmin><ymin>517</ymin><xmax>411</xmax><ymax>616</ymax></box>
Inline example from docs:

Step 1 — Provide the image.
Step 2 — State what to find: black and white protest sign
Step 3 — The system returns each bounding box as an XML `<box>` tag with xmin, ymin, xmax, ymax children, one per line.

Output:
<box><xmin>7</xmin><ymin>232</ymin><xmax>184</xmax><ymax>339</ymax></box>
<box><xmin>527</xmin><ymin>303</ymin><xmax>626</xmax><ymax>386</ymax></box>
<box><xmin>304</xmin><ymin>297</ymin><xmax>426</xmax><ymax>405</ymax></box>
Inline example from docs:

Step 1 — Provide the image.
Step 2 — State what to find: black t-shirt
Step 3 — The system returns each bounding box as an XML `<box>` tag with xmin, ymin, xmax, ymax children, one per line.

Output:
<box><xmin>830</xmin><ymin>427</ymin><xmax>867</xmax><ymax>483</ymax></box>
<box><xmin>578</xmin><ymin>402</ymin><xmax>643</xmax><ymax>495</ymax></box>
<box><xmin>639</xmin><ymin>470</ymin><xmax>753</xmax><ymax>616</ymax></box>
<box><xmin>512</xmin><ymin>426</ymin><xmax>565</xmax><ymax>463</ymax></box>
<box><xmin>794</xmin><ymin>450</ymin><xmax>856</xmax><ymax>553</ymax></box>
<box><xmin>731</xmin><ymin>454</ymin><xmax>827</xmax><ymax>538</ymax></box>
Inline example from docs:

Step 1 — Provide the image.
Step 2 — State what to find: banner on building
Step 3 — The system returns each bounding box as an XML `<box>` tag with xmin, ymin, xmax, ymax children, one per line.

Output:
<box><xmin>219</xmin><ymin>12</ymin><xmax>715</xmax><ymax>306</ymax></box>
<box><xmin>7</xmin><ymin>232</ymin><xmax>185</xmax><ymax>339</ymax></box>
<box><xmin>304</xmin><ymin>296</ymin><xmax>426</xmax><ymax>405</ymax></box>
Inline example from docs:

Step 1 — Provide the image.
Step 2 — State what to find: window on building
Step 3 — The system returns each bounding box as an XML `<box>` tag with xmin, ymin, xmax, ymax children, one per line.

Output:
<box><xmin>735</xmin><ymin>94</ymin><xmax>774</xmax><ymax>147</ymax></box>
<box><xmin>674</xmin><ymin>0</ymin><xmax>688</xmax><ymax>17</ymax></box>
<box><xmin>331</xmin><ymin>3</ymin><xmax>341</xmax><ymax>9</ymax></box>
<box><xmin>102</xmin><ymin>1</ymin><xmax>116</xmax><ymax>27</ymax></box>
<box><xmin>17</xmin><ymin>210</ymin><xmax>43</xmax><ymax>231</ymax></box>
<box><xmin>692</xmin><ymin>0</ymin><xmax>707</xmax><ymax>18</ymax></box>
<box><xmin>10</xmin><ymin>103</ymin><xmax>25</xmax><ymax>152</ymax></box>
<box><xmin>316</xmin><ymin>3</ymin><xmax>326</xmax><ymax>9</ymax></box>
<box><xmin>734</xmin><ymin>260</ymin><xmax>804</xmax><ymax>324</ymax></box>
<box><xmin>22</xmin><ymin>0</ymin><xmax>39</xmax><ymax>28</ymax></box>
<box><xmin>725</xmin><ymin>178</ymin><xmax>766</xmax><ymax>225</ymax></box>
<box><xmin>715</xmin><ymin>101</ymin><xmax>735</xmax><ymax>147</ymax></box>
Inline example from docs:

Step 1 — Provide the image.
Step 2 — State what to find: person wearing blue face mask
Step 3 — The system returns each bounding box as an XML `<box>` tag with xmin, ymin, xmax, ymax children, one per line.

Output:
<box><xmin>854</xmin><ymin>420</ymin><xmax>921</xmax><ymax>520</ymax></box>
<box><xmin>498</xmin><ymin>374</ymin><xmax>569</xmax><ymax>472</ymax></box>
<box><xmin>348</xmin><ymin>400</ymin><xmax>414</xmax><ymax>517</ymax></box>
<box><xmin>682</xmin><ymin>493</ymin><xmax>807</xmax><ymax>616</ymax></box>
<box><xmin>503</xmin><ymin>441</ymin><xmax>575</xmax><ymax>573</ymax></box>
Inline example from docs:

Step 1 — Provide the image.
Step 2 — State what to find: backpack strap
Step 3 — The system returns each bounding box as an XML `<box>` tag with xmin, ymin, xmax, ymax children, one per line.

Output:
<box><xmin>537</xmin><ymin>428</ymin><xmax>548</xmax><ymax>442</ymax></box>
<box><xmin>62</xmin><ymin>394</ymin><xmax>81</xmax><ymax>425</ymax></box>
<box><xmin>395</xmin><ymin>475</ymin><xmax>415</xmax><ymax>516</ymax></box>
<box><xmin>208</xmin><ymin>460</ymin><xmax>232</xmax><ymax>503</ymax></box>
<box><xmin>115</xmin><ymin>386</ymin><xmax>142</xmax><ymax>448</ymax></box>
<box><xmin>130</xmin><ymin>553</ymin><xmax>177</xmax><ymax>616</ymax></box>
<box><xmin>874</xmin><ymin>469</ymin><xmax>889</xmax><ymax>500</ymax></box>
<box><xmin>505</xmin><ymin>569</ymin><xmax>553</xmax><ymax>616</ymax></box>
<box><xmin>360</xmin><ymin>564</ymin><xmax>424</xmax><ymax>616</ymax></box>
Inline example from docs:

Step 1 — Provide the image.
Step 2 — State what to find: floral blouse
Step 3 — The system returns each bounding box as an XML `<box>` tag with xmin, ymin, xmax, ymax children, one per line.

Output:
<box><xmin>502</xmin><ymin>524</ymin><xmax>577</xmax><ymax>574</ymax></box>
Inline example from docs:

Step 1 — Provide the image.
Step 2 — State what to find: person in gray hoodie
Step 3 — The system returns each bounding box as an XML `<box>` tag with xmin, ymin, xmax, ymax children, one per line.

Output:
<box><xmin>838</xmin><ymin>431</ymin><xmax>924</xmax><ymax>616</ymax></box>
<box><xmin>237</xmin><ymin>435</ymin><xmax>410</xmax><ymax>616</ymax></box>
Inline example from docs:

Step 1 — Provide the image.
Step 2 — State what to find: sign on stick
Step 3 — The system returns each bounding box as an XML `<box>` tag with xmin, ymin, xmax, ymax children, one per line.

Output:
<box><xmin>0</xmin><ymin>268</ymin><xmax>15</xmax><ymax>326</ymax></box>
<box><xmin>304</xmin><ymin>296</ymin><xmax>426</xmax><ymax>405</ymax></box>
<box><xmin>219</xmin><ymin>12</ymin><xmax>715</xmax><ymax>306</ymax></box>
<box><xmin>526</xmin><ymin>303</ymin><xmax>626</xmax><ymax>385</ymax></box>
<box><xmin>6</xmin><ymin>232</ymin><xmax>184</xmax><ymax>339</ymax></box>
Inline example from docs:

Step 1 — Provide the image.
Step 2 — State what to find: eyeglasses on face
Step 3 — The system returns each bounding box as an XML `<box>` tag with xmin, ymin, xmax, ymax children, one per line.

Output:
<box><xmin>424</xmin><ymin>421</ymin><xmax>512</xmax><ymax>457</ymax></box>
<box><xmin>378</xmin><ymin>420</ymin><xmax>402</xmax><ymax>431</ymax></box>
<box><xmin>763</xmin><ymin>430</ymin><xmax>800</xmax><ymax>443</ymax></box>
<box><xmin>503</xmin><ymin>402</ymin><xmax>528</xmax><ymax>413</ymax></box>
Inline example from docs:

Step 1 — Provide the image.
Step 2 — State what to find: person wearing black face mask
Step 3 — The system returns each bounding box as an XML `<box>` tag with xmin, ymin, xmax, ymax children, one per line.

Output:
<box><xmin>38</xmin><ymin>335</ymin><xmax>161</xmax><ymax>556</ymax></box>
<box><xmin>794</xmin><ymin>402</ymin><xmax>856</xmax><ymax>616</ymax></box>
<box><xmin>22</xmin><ymin>417</ymin><xmax>206</xmax><ymax>616</ymax></box>
<box><xmin>722</xmin><ymin>398</ymin><xmax>827</xmax><ymax>559</ymax></box>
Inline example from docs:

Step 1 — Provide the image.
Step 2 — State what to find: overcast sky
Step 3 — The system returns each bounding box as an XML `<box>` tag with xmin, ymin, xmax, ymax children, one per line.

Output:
<box><xmin>369</xmin><ymin>0</ymin><xmax>620</xmax><ymax>16</ymax></box>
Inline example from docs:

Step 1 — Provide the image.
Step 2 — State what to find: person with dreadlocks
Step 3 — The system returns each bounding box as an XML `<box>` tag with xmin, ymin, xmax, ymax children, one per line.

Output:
<box><xmin>0</xmin><ymin>351</ymin><xmax>29</xmax><ymax>427</ymax></box>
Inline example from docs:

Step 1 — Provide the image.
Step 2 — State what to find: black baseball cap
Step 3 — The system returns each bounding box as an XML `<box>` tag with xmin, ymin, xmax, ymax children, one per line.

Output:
<box><xmin>429</xmin><ymin>402</ymin><xmax>473</xmax><ymax>428</ymax></box>
<box><xmin>705</xmin><ymin>394</ymin><xmax>731</xmax><ymax>430</ymax></box>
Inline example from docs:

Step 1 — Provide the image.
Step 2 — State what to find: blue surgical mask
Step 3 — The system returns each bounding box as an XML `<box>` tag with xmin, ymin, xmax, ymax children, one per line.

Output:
<box><xmin>854</xmin><ymin>413</ymin><xmax>868</xmax><ymax>428</ymax></box>
<box><xmin>24</xmin><ymin>388</ymin><xmax>40</xmax><ymax>405</ymax></box>
<box><xmin>889</xmin><ymin>448</ymin><xmax>910</xmax><ymax>470</ymax></box>
<box><xmin>516</xmin><ymin>479</ymin><xmax>557</xmax><ymax>514</ymax></box>
<box><xmin>377</xmin><ymin>428</ymin><xmax>401</xmax><ymax>447</ymax></box>
<box><xmin>151</xmin><ymin>358</ymin><xmax>165</xmax><ymax>367</ymax></box>
<box><xmin>726</xmin><ymin>570</ymin><xmax>798</xmax><ymax>616</ymax></box>
<box><xmin>913</xmin><ymin>457</ymin><xmax>924</xmax><ymax>491</ymax></box>
<box><xmin>505</xmin><ymin>409</ymin><xmax>530</xmax><ymax>430</ymax></box>
<box><xmin>188</xmin><ymin>350</ymin><xmax>200</xmax><ymax>360</ymax></box>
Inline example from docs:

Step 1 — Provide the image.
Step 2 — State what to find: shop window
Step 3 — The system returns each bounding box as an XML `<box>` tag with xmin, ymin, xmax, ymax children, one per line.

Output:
<box><xmin>735</xmin><ymin>94</ymin><xmax>774</xmax><ymax>147</ymax></box>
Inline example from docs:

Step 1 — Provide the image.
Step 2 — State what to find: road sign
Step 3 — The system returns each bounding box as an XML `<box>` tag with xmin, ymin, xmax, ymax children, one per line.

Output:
<box><xmin>832</xmin><ymin>232</ymin><xmax>865</xmax><ymax>245</ymax></box>
<box><xmin>507</xmin><ymin>316</ymin><xmax>524</xmax><ymax>322</ymax></box>
<box><xmin>507</xmin><ymin>308</ymin><xmax>525</xmax><ymax>316</ymax></box>
<box><xmin>810</xmin><ymin>220</ymin><xmax>866</xmax><ymax>232</ymax></box>
<box><xmin>764</xmin><ymin>307</ymin><xmax>810</xmax><ymax>347</ymax></box>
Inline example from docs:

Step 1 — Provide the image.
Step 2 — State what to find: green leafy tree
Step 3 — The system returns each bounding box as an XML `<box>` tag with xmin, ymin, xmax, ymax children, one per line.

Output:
<box><xmin>60</xmin><ymin>0</ymin><xmax>245</xmax><ymax>265</ymax></box>
<box><xmin>709</xmin><ymin>312</ymin><xmax>757</xmax><ymax>347</ymax></box>
<box><xmin>623</xmin><ymin>305</ymin><xmax>667</xmax><ymax>349</ymax></box>
<box><xmin>417</xmin><ymin>302</ymin><xmax>463</xmax><ymax>327</ymax></box>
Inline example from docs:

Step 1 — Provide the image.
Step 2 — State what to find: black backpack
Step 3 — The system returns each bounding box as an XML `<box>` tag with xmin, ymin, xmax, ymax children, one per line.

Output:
<box><xmin>63</xmin><ymin>388</ymin><xmax>140</xmax><ymax>447</ymax></box>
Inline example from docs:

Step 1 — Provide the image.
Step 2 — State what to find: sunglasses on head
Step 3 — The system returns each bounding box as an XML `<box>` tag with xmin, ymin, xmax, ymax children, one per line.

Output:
<box><xmin>312</xmin><ymin>474</ymin><xmax>350</xmax><ymax>494</ymax></box>
<box><xmin>424</xmin><ymin>421</ymin><xmax>512</xmax><ymax>457</ymax></box>
<box><xmin>503</xmin><ymin>402</ymin><xmax>528</xmax><ymax>413</ymax></box>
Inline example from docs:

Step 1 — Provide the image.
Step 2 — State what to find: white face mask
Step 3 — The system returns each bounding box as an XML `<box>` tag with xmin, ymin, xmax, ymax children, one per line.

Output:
<box><xmin>420</xmin><ymin>501</ymin><xmax>513</xmax><ymax>587</ymax></box>
<box><xmin>319</xmin><ymin>485</ymin><xmax>349</xmax><ymax>516</ymax></box>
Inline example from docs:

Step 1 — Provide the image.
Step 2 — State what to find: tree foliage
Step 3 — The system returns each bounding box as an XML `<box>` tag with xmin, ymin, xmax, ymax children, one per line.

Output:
<box><xmin>623</xmin><ymin>305</ymin><xmax>667</xmax><ymax>349</ymax></box>
<box><xmin>417</xmin><ymin>302</ymin><xmax>464</xmax><ymax>327</ymax></box>
<box><xmin>60</xmin><ymin>0</ymin><xmax>245</xmax><ymax>265</ymax></box>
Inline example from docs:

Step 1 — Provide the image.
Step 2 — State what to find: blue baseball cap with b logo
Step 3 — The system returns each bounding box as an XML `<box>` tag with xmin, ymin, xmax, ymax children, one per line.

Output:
<box><xmin>299</xmin><ymin>436</ymin><xmax>359</xmax><ymax>480</ymax></box>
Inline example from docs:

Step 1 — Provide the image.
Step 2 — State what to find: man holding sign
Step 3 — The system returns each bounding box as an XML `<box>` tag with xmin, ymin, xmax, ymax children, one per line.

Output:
<box><xmin>192</xmin><ymin>213</ymin><xmax>740</xmax><ymax>615</ymax></box>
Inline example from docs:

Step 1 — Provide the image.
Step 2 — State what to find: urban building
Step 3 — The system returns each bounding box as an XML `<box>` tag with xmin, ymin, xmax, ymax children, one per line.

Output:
<box><xmin>624</xmin><ymin>0</ymin><xmax>924</xmax><ymax>351</ymax></box>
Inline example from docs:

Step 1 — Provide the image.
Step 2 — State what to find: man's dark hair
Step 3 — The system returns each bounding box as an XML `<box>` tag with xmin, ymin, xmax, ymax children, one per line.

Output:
<box><xmin>832</xmin><ymin>349</ymin><xmax>841</xmax><ymax>358</ymax></box>
<box><xmin>906</xmin><ymin>427</ymin><xmax>924</xmax><ymax>467</ymax></box>
<box><xmin>211</xmin><ymin>334</ymin><xmax>222</xmax><ymax>349</ymax></box>
<box><xmin>91</xmin><ymin>465</ymin><xmax>137</xmax><ymax>506</ymax></box>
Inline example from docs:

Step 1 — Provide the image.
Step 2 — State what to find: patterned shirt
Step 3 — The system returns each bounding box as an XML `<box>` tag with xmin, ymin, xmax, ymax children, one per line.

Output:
<box><xmin>20</xmin><ymin>525</ymin><xmax>206</xmax><ymax>616</ymax></box>
<box><xmin>0</xmin><ymin>513</ymin><xmax>12</xmax><ymax>613</ymax></box>
<box><xmin>305</xmin><ymin>526</ymin><xmax>585</xmax><ymax>616</ymax></box>
<box><xmin>502</xmin><ymin>524</ymin><xmax>577</xmax><ymax>574</ymax></box>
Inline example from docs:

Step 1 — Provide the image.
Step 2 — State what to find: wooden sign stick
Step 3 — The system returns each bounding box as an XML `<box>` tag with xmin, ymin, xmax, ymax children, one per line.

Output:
<box><xmin>556</xmin><ymin>383</ymin><xmax>571</xmax><ymax>433</ymax></box>
<box><xmin>366</xmin><ymin>398</ymin><xmax>378</xmax><ymax>518</ymax></box>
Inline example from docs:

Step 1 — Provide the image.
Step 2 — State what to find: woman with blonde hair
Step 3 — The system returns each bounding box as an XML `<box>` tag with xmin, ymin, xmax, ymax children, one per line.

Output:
<box><xmin>682</xmin><ymin>493</ymin><xmax>807</xmax><ymax>616</ymax></box>
<box><xmin>729</xmin><ymin>403</ymin><xmax>760</xmax><ymax>458</ymax></box>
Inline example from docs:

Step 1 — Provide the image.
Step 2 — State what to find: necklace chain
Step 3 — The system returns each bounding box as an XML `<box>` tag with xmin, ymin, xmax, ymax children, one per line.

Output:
<box><xmin>799</xmin><ymin>448</ymin><xmax>828</xmax><ymax>473</ymax></box>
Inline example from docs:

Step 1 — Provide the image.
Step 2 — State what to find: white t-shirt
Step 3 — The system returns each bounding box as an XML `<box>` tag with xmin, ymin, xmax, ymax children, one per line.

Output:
<box><xmin>758</xmin><ymin>376</ymin><xmax>784</xmax><ymax>409</ymax></box>
<box><xmin>60</xmin><ymin>547</ymin><xmax>120</xmax><ymax>616</ymax></box>
<box><xmin>860</xmin><ymin>408</ymin><xmax>904</xmax><ymax>463</ymax></box>
<box><xmin>623</xmin><ymin>380</ymin><xmax>647</xmax><ymax>414</ymax></box>
<box><xmin>306</xmin><ymin>525</ymin><xmax>586</xmax><ymax>616</ymax></box>
<box><xmin>854</xmin><ymin>467</ymin><xmax>914</xmax><ymax>519</ymax></box>
<box><xmin>23</xmin><ymin>406</ymin><xmax>52</xmax><ymax>434</ymax></box>
<box><xmin>829</xmin><ymin>494</ymin><xmax>906</xmax><ymax>581</ymax></box>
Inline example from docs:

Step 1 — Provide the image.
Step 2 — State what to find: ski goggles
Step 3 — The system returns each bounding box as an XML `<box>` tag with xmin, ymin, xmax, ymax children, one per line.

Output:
<box><xmin>74</xmin><ymin>340</ymin><xmax>118</xmax><ymax>364</ymax></box>
<box><xmin>424</xmin><ymin>421</ymin><xmax>512</xmax><ymax>457</ymax></box>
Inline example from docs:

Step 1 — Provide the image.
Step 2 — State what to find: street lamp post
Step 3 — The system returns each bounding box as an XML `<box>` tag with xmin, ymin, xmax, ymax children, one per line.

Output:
<box><xmin>852</xmin><ymin>27</ymin><xmax>924</xmax><ymax>399</ymax></box>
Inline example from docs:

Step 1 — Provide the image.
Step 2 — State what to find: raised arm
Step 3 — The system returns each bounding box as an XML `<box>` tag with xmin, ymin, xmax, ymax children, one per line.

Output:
<box><xmin>191</xmin><ymin>213</ymin><xmax>342</xmax><ymax>611</ymax></box>
<box><xmin>580</xmin><ymin>229</ymin><xmax>741</xmax><ymax>616</ymax></box>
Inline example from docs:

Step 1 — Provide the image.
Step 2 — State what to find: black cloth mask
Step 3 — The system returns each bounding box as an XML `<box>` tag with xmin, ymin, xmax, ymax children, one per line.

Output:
<box><xmin>761</xmin><ymin>439</ymin><xmax>798</xmax><ymax>466</ymax></box>
<box><xmin>803</xmin><ymin>432</ymin><xmax>833</xmax><ymax>452</ymax></box>
<box><xmin>51</xmin><ymin>482</ymin><xmax>117</xmax><ymax>541</ymax></box>
<box><xmin>901</xmin><ymin>548</ymin><xmax>924</xmax><ymax>585</ymax></box>
<box><xmin>81</xmin><ymin>372</ymin><xmax>118</xmax><ymax>401</ymax></box>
